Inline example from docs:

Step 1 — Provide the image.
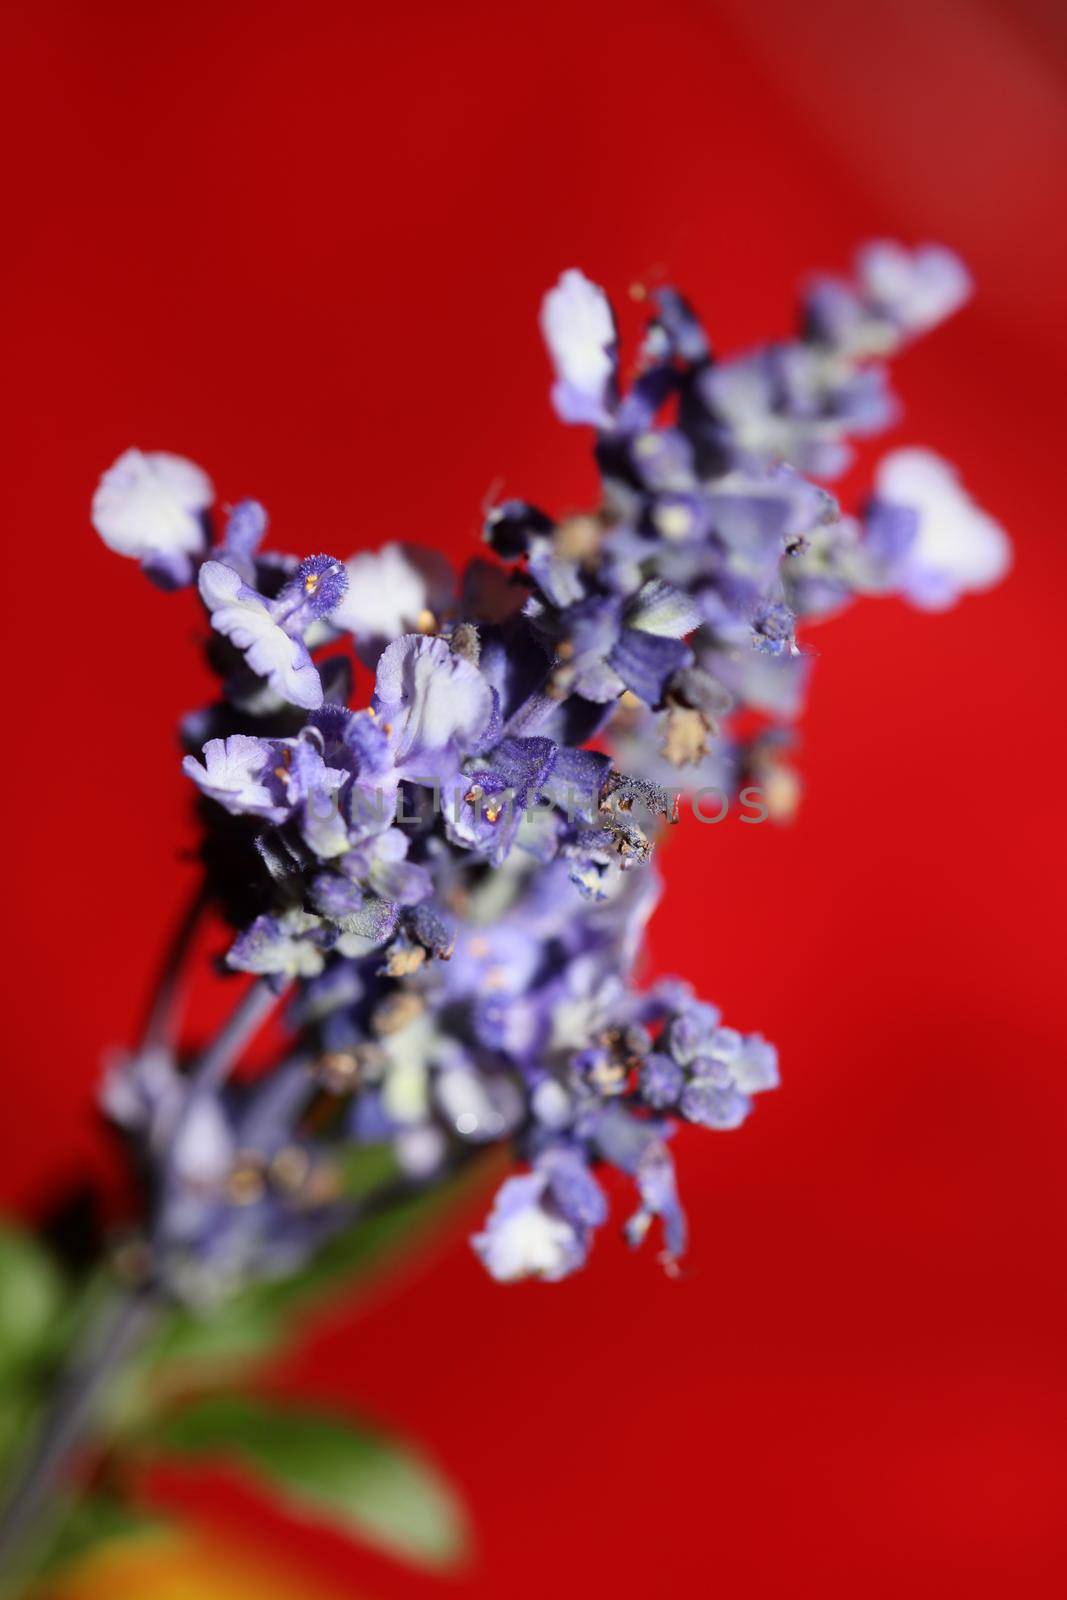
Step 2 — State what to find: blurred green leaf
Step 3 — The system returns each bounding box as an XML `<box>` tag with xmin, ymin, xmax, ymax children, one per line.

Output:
<box><xmin>155</xmin><ymin>1396</ymin><xmax>470</xmax><ymax>1571</ymax></box>
<box><xmin>333</xmin><ymin>1142</ymin><xmax>399</xmax><ymax>1200</ymax></box>
<box><xmin>141</xmin><ymin>1295</ymin><xmax>286</xmax><ymax>1372</ymax></box>
<box><xmin>0</xmin><ymin>1220</ymin><xmax>64</xmax><ymax>1378</ymax></box>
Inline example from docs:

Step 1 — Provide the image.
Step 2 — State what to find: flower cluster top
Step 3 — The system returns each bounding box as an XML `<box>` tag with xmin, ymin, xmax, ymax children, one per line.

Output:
<box><xmin>94</xmin><ymin>242</ymin><xmax>1009</xmax><ymax>1295</ymax></box>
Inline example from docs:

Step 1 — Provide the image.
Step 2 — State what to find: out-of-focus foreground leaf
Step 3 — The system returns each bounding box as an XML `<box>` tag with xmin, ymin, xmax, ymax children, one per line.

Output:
<box><xmin>0</xmin><ymin>1216</ymin><xmax>71</xmax><ymax>1538</ymax></box>
<box><xmin>154</xmin><ymin>1395</ymin><xmax>470</xmax><ymax>1572</ymax></box>
<box><xmin>0</xmin><ymin>1221</ymin><xmax>64</xmax><ymax>1381</ymax></box>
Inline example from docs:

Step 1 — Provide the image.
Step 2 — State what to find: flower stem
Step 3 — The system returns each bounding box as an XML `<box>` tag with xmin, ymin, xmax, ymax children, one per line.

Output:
<box><xmin>185</xmin><ymin>976</ymin><xmax>283</xmax><ymax>1098</ymax></box>
<box><xmin>0</xmin><ymin>979</ymin><xmax>282</xmax><ymax>1592</ymax></box>
<box><xmin>0</xmin><ymin>1283</ymin><xmax>160</xmax><ymax>1592</ymax></box>
<box><xmin>151</xmin><ymin>977</ymin><xmax>287</xmax><ymax>1249</ymax></box>
<box><xmin>139</xmin><ymin>878</ymin><xmax>210</xmax><ymax>1052</ymax></box>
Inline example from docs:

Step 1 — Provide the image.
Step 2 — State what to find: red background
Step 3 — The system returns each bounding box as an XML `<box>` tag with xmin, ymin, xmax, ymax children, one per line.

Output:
<box><xmin>4</xmin><ymin>0</ymin><xmax>1067</xmax><ymax>1594</ymax></box>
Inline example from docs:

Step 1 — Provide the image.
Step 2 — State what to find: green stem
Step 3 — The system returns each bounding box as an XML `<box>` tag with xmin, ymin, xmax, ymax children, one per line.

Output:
<box><xmin>0</xmin><ymin>1284</ymin><xmax>160</xmax><ymax>1593</ymax></box>
<box><xmin>139</xmin><ymin>879</ymin><xmax>210</xmax><ymax>1052</ymax></box>
<box><xmin>0</xmin><ymin>978</ymin><xmax>282</xmax><ymax>1592</ymax></box>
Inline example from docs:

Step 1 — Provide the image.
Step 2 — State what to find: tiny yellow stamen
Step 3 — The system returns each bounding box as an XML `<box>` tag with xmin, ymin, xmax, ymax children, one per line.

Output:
<box><xmin>385</xmin><ymin>943</ymin><xmax>426</xmax><ymax>977</ymax></box>
<box><xmin>110</xmin><ymin>1237</ymin><xmax>153</xmax><ymax>1285</ymax></box>
<box><xmin>318</xmin><ymin>1049</ymin><xmax>361</xmax><ymax>1093</ymax></box>
<box><xmin>302</xmin><ymin>1162</ymin><xmax>344</xmax><ymax>1206</ymax></box>
<box><xmin>372</xmin><ymin>991</ymin><xmax>424</xmax><ymax>1036</ymax></box>
<box><xmin>270</xmin><ymin>1146</ymin><xmax>311</xmax><ymax>1194</ymax></box>
<box><xmin>655</xmin><ymin>504</ymin><xmax>693</xmax><ymax>540</ymax></box>
<box><xmin>228</xmin><ymin>1161</ymin><xmax>265</xmax><ymax>1206</ymax></box>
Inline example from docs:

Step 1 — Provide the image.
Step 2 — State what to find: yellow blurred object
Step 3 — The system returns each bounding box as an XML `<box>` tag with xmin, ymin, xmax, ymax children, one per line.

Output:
<box><xmin>34</xmin><ymin>1529</ymin><xmax>357</xmax><ymax>1600</ymax></box>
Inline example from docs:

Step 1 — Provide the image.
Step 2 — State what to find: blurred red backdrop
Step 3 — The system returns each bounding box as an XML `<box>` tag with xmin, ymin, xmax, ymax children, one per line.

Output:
<box><xmin>3</xmin><ymin>0</ymin><xmax>1067</xmax><ymax>1594</ymax></box>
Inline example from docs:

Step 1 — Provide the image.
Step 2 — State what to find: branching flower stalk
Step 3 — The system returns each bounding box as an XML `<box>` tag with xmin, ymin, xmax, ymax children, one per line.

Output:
<box><xmin>0</xmin><ymin>243</ymin><xmax>1010</xmax><ymax>1580</ymax></box>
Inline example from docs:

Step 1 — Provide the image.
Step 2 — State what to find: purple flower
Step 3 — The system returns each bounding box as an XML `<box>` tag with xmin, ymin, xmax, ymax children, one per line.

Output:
<box><xmin>626</xmin><ymin>1138</ymin><xmax>687</xmax><ymax>1260</ymax></box>
<box><xmin>341</xmin><ymin>826</ymin><xmax>434</xmax><ymax>906</ymax></box>
<box><xmin>100</xmin><ymin>1044</ymin><xmax>185</xmax><ymax>1151</ymax></box>
<box><xmin>332</xmin><ymin>543</ymin><xmax>453</xmax><ymax>661</ymax></box>
<box><xmin>540</xmin><ymin>269</ymin><xmax>617</xmax><ymax>427</ymax></box>
<box><xmin>270</xmin><ymin>554</ymin><xmax>350</xmax><ymax>633</ymax></box>
<box><xmin>182</xmin><ymin>734</ymin><xmax>290</xmax><ymax>821</ymax></box>
<box><xmin>701</xmin><ymin>345</ymin><xmax>895</xmax><ymax>477</ymax></box>
<box><xmin>227</xmin><ymin>910</ymin><xmax>328</xmax><ymax>981</ymax></box>
<box><xmin>678</xmin><ymin>1029</ymin><xmax>779</xmax><ymax>1131</ymax></box>
<box><xmin>373</xmin><ymin>634</ymin><xmax>496</xmax><ymax>781</ymax></box>
<box><xmin>855</xmin><ymin>241</ymin><xmax>972</xmax><ymax>340</ymax></box>
<box><xmin>640</xmin><ymin>1052</ymin><xmax>685</xmax><ymax>1109</ymax></box>
<box><xmin>549</xmin><ymin>580</ymin><xmax>701</xmax><ymax>707</ymax></box>
<box><xmin>872</xmin><ymin>449</ymin><xmax>1011</xmax><ymax>609</ymax></box>
<box><xmin>471</xmin><ymin>1157</ymin><xmax>602</xmax><ymax>1283</ymax></box>
<box><xmin>90</xmin><ymin>239</ymin><xmax>1007</xmax><ymax>1304</ymax></box>
<box><xmin>92</xmin><ymin>448</ymin><xmax>213</xmax><ymax>586</ymax></box>
<box><xmin>804</xmin><ymin>242</ymin><xmax>972</xmax><ymax>356</ymax></box>
<box><xmin>220</xmin><ymin>498</ymin><xmax>269</xmax><ymax>582</ymax></box>
<box><xmin>198</xmin><ymin>559</ymin><xmax>326</xmax><ymax>710</ymax></box>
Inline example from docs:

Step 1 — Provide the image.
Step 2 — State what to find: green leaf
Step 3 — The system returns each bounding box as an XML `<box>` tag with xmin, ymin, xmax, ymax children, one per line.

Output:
<box><xmin>155</xmin><ymin>1396</ymin><xmax>470</xmax><ymax>1571</ymax></box>
<box><xmin>141</xmin><ymin>1295</ymin><xmax>287</xmax><ymax>1371</ymax></box>
<box><xmin>0</xmin><ymin>1219</ymin><xmax>64</xmax><ymax>1378</ymax></box>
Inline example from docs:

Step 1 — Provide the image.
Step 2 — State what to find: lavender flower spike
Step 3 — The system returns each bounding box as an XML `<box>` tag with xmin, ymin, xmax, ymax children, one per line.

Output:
<box><xmin>84</xmin><ymin>240</ymin><xmax>1009</xmax><ymax>1302</ymax></box>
